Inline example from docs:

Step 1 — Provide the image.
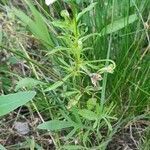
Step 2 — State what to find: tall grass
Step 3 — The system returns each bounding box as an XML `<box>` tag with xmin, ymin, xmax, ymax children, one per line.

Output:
<box><xmin>0</xmin><ymin>0</ymin><xmax>150</xmax><ymax>149</ymax></box>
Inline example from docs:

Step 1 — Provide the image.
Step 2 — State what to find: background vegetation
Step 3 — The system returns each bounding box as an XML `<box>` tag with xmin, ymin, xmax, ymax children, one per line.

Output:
<box><xmin>0</xmin><ymin>0</ymin><xmax>149</xmax><ymax>149</ymax></box>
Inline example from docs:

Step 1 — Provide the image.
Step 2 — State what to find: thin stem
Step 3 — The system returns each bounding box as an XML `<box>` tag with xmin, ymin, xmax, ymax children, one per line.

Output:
<box><xmin>18</xmin><ymin>42</ymin><xmax>57</xmax><ymax>147</ymax></box>
<box><xmin>0</xmin><ymin>45</ymin><xmax>59</xmax><ymax>79</ymax></box>
<box><xmin>100</xmin><ymin>0</ymin><xmax>115</xmax><ymax>108</ymax></box>
<box><xmin>19</xmin><ymin>42</ymin><xmax>53</xmax><ymax>116</ymax></box>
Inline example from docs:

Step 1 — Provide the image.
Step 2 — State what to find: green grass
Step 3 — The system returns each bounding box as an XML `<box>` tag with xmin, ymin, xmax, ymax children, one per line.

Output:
<box><xmin>0</xmin><ymin>0</ymin><xmax>150</xmax><ymax>149</ymax></box>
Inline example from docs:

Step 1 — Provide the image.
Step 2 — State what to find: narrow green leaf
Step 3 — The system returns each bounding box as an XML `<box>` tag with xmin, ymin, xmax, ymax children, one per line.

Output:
<box><xmin>65</xmin><ymin>128</ymin><xmax>77</xmax><ymax>140</ymax></box>
<box><xmin>0</xmin><ymin>27</ymin><xmax>2</xmax><ymax>45</ymax></box>
<box><xmin>15</xmin><ymin>78</ymin><xmax>45</xmax><ymax>91</ymax></box>
<box><xmin>44</xmin><ymin>74</ymin><xmax>71</xmax><ymax>92</ymax></box>
<box><xmin>13</xmin><ymin>0</ymin><xmax>54</xmax><ymax>48</ymax></box>
<box><xmin>61</xmin><ymin>91</ymin><xmax>78</xmax><ymax>98</ymax></box>
<box><xmin>44</xmin><ymin>80</ymin><xmax>63</xmax><ymax>91</ymax></box>
<box><xmin>0</xmin><ymin>91</ymin><xmax>36</xmax><ymax>116</ymax></box>
<box><xmin>102</xmin><ymin>117</ymin><xmax>113</xmax><ymax>131</ymax></box>
<box><xmin>51</xmin><ymin>20</ymin><xmax>69</xmax><ymax>29</ymax></box>
<box><xmin>0</xmin><ymin>144</ymin><xmax>7</xmax><ymax>150</ymax></box>
<box><xmin>100</xmin><ymin>14</ymin><xmax>138</xmax><ymax>35</ymax></box>
<box><xmin>37</xmin><ymin>120</ymin><xmax>73</xmax><ymax>131</ymax></box>
<box><xmin>82</xmin><ymin>14</ymin><xmax>137</xmax><ymax>41</ymax></box>
<box><xmin>62</xmin><ymin>145</ymin><xmax>84</xmax><ymax>150</ymax></box>
<box><xmin>58</xmin><ymin>57</ymin><xmax>70</xmax><ymax>67</ymax></box>
<box><xmin>46</xmin><ymin>47</ymin><xmax>70</xmax><ymax>55</ymax></box>
<box><xmin>77</xmin><ymin>2</ymin><xmax>97</xmax><ymax>21</ymax></box>
<box><xmin>24</xmin><ymin>0</ymin><xmax>52</xmax><ymax>44</ymax></box>
<box><xmin>78</xmin><ymin>109</ymin><xmax>97</xmax><ymax>120</ymax></box>
<box><xmin>129</xmin><ymin>81</ymin><xmax>150</xmax><ymax>96</ymax></box>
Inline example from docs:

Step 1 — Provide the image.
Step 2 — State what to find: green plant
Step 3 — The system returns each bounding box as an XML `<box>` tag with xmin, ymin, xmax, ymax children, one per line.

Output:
<box><xmin>0</xmin><ymin>0</ymin><xmax>149</xmax><ymax>149</ymax></box>
<box><xmin>0</xmin><ymin>91</ymin><xmax>36</xmax><ymax>116</ymax></box>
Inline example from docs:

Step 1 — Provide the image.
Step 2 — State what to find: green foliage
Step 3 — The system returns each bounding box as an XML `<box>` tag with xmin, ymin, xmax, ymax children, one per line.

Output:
<box><xmin>78</xmin><ymin>109</ymin><xmax>97</xmax><ymax>121</ymax></box>
<box><xmin>61</xmin><ymin>145</ymin><xmax>84</xmax><ymax>150</ymax></box>
<box><xmin>0</xmin><ymin>0</ymin><xmax>149</xmax><ymax>149</ymax></box>
<box><xmin>15</xmin><ymin>78</ymin><xmax>45</xmax><ymax>91</ymax></box>
<box><xmin>0</xmin><ymin>91</ymin><xmax>36</xmax><ymax>116</ymax></box>
<box><xmin>44</xmin><ymin>74</ymin><xmax>71</xmax><ymax>92</ymax></box>
<box><xmin>77</xmin><ymin>2</ymin><xmax>97</xmax><ymax>21</ymax></box>
<box><xmin>87</xmin><ymin>98</ymin><xmax>97</xmax><ymax>110</ymax></box>
<box><xmin>0</xmin><ymin>0</ymin><xmax>8</xmax><ymax>5</ymax></box>
<box><xmin>13</xmin><ymin>1</ymin><xmax>54</xmax><ymax>49</ymax></box>
<box><xmin>0</xmin><ymin>144</ymin><xmax>7</xmax><ymax>150</ymax></box>
<box><xmin>0</xmin><ymin>30</ymin><xmax>2</xmax><ymax>45</ymax></box>
<box><xmin>139</xmin><ymin>127</ymin><xmax>150</xmax><ymax>150</ymax></box>
<box><xmin>100</xmin><ymin>14</ymin><xmax>138</xmax><ymax>35</ymax></box>
<box><xmin>37</xmin><ymin>120</ymin><xmax>73</xmax><ymax>131</ymax></box>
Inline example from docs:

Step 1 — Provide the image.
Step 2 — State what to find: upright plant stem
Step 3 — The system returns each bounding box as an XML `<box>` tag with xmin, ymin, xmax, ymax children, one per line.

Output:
<box><xmin>100</xmin><ymin>0</ymin><xmax>115</xmax><ymax>108</ymax></box>
<box><xmin>101</xmin><ymin>37</ymin><xmax>112</xmax><ymax>107</ymax></box>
